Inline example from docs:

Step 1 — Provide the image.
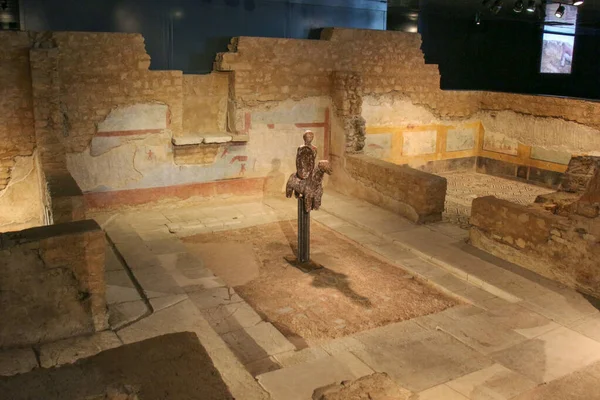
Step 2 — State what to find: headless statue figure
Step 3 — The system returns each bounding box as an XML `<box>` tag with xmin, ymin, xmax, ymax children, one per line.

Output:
<box><xmin>295</xmin><ymin>130</ymin><xmax>317</xmax><ymax>180</ymax></box>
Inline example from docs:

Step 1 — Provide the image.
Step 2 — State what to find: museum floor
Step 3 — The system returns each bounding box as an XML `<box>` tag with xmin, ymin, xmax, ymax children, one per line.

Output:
<box><xmin>438</xmin><ymin>171</ymin><xmax>554</xmax><ymax>228</ymax></box>
<box><xmin>2</xmin><ymin>190</ymin><xmax>599</xmax><ymax>399</ymax></box>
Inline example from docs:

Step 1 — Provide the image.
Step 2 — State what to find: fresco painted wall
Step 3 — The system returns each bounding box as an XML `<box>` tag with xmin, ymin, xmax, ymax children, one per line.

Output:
<box><xmin>364</xmin><ymin>122</ymin><xmax>480</xmax><ymax>169</ymax></box>
<box><xmin>67</xmin><ymin>97</ymin><xmax>331</xmax><ymax>199</ymax></box>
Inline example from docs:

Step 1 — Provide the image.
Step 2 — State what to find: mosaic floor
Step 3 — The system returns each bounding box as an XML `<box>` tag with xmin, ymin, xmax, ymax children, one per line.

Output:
<box><xmin>438</xmin><ymin>171</ymin><xmax>555</xmax><ymax>229</ymax></box>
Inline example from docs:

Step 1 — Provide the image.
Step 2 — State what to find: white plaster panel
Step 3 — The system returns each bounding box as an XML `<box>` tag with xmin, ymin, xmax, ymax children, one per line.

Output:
<box><xmin>365</xmin><ymin>133</ymin><xmax>393</xmax><ymax>159</ymax></box>
<box><xmin>483</xmin><ymin>131</ymin><xmax>519</xmax><ymax>155</ymax></box>
<box><xmin>402</xmin><ymin>130</ymin><xmax>437</xmax><ymax>156</ymax></box>
<box><xmin>530</xmin><ymin>147</ymin><xmax>571</xmax><ymax>165</ymax></box>
<box><xmin>98</xmin><ymin>104</ymin><xmax>168</xmax><ymax>133</ymax></box>
<box><xmin>69</xmin><ymin>98</ymin><xmax>332</xmax><ymax>193</ymax></box>
<box><xmin>446</xmin><ymin>128</ymin><xmax>476</xmax><ymax>152</ymax></box>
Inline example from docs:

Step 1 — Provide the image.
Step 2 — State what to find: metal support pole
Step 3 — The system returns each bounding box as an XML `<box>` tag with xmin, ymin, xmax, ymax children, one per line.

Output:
<box><xmin>298</xmin><ymin>197</ymin><xmax>310</xmax><ymax>263</ymax></box>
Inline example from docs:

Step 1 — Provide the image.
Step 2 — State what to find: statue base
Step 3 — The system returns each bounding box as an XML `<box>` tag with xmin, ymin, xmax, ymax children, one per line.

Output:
<box><xmin>284</xmin><ymin>255</ymin><xmax>324</xmax><ymax>273</ymax></box>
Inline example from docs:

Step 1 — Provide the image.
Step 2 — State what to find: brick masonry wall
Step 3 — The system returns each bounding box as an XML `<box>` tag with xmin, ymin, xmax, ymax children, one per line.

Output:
<box><xmin>0</xmin><ymin>32</ymin><xmax>47</xmax><ymax>232</ymax></box>
<box><xmin>0</xmin><ymin>32</ymin><xmax>36</xmax><ymax>189</ymax></box>
<box><xmin>470</xmin><ymin>196</ymin><xmax>600</xmax><ymax>298</ymax></box>
<box><xmin>42</xmin><ymin>32</ymin><xmax>183</xmax><ymax>155</ymax></box>
<box><xmin>334</xmin><ymin>154</ymin><xmax>447</xmax><ymax>223</ymax></box>
<box><xmin>216</xmin><ymin>28</ymin><xmax>600</xmax><ymax>152</ymax></box>
<box><xmin>0</xmin><ymin>219</ymin><xmax>107</xmax><ymax>348</ymax></box>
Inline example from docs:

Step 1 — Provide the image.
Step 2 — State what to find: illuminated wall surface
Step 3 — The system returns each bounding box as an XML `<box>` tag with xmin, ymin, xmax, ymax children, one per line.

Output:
<box><xmin>20</xmin><ymin>0</ymin><xmax>387</xmax><ymax>74</ymax></box>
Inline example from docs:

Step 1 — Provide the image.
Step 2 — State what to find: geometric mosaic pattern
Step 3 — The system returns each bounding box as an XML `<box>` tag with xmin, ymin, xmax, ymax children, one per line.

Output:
<box><xmin>438</xmin><ymin>171</ymin><xmax>554</xmax><ymax>229</ymax></box>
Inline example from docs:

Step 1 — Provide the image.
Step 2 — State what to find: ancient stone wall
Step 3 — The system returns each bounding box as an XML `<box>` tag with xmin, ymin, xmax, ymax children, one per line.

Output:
<box><xmin>0</xmin><ymin>32</ymin><xmax>48</xmax><ymax>232</ymax></box>
<box><xmin>334</xmin><ymin>154</ymin><xmax>447</xmax><ymax>223</ymax></box>
<box><xmin>0</xmin><ymin>220</ymin><xmax>107</xmax><ymax>348</ymax></box>
<box><xmin>470</xmin><ymin>196</ymin><xmax>600</xmax><ymax>298</ymax></box>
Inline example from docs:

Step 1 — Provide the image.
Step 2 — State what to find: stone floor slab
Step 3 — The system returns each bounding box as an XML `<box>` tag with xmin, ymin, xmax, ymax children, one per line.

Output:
<box><xmin>144</xmin><ymin>238</ymin><xmax>188</xmax><ymax>255</ymax></box>
<box><xmin>320</xmin><ymin>336</ymin><xmax>366</xmax><ymax>356</ymax></box>
<box><xmin>491</xmin><ymin>326</ymin><xmax>600</xmax><ymax>384</ymax></box>
<box><xmin>512</xmin><ymin>360</ymin><xmax>600</xmax><ymax>400</ymax></box>
<box><xmin>353</xmin><ymin>328</ymin><xmax>493</xmax><ymax>392</ymax></box>
<box><xmin>522</xmin><ymin>291</ymin><xmax>599</xmax><ymax>326</ymax></box>
<box><xmin>109</xmin><ymin>300</ymin><xmax>150</xmax><ymax>330</ymax></box>
<box><xmin>273</xmin><ymin>347</ymin><xmax>330</xmax><ymax>367</ymax></box>
<box><xmin>106</xmin><ymin>285</ymin><xmax>142</xmax><ymax>305</ymax></box>
<box><xmin>0</xmin><ymin>348</ymin><xmax>37</xmax><ymax>376</ymax></box>
<box><xmin>201</xmin><ymin>302</ymin><xmax>263</xmax><ymax>334</ymax></box>
<box><xmin>446</xmin><ymin>363</ymin><xmax>537</xmax><ymax>400</ymax></box>
<box><xmin>105</xmin><ymin>245</ymin><xmax>125</xmax><ymax>272</ymax></box>
<box><xmin>187</xmin><ymin>243</ymin><xmax>260</xmax><ymax>287</ymax></box>
<box><xmin>484</xmin><ymin>302</ymin><xmax>560</xmax><ymax>339</ymax></box>
<box><xmin>149</xmin><ymin>294</ymin><xmax>188</xmax><ymax>312</ymax></box>
<box><xmin>130</xmin><ymin>264</ymin><xmax>186</xmax><ymax>298</ymax></box>
<box><xmin>416</xmin><ymin>384</ymin><xmax>469</xmax><ymax>400</ymax></box>
<box><xmin>423</xmin><ymin>312</ymin><xmax>527</xmax><ymax>355</ymax></box>
<box><xmin>116</xmin><ymin>300</ymin><xmax>268</xmax><ymax>400</ymax></box>
<box><xmin>105</xmin><ymin>269</ymin><xmax>136</xmax><ymax>288</ymax></box>
<box><xmin>188</xmin><ymin>287</ymin><xmax>243</xmax><ymax>311</ymax></box>
<box><xmin>39</xmin><ymin>331</ymin><xmax>122</xmax><ymax>368</ymax></box>
<box><xmin>257</xmin><ymin>351</ymin><xmax>374</xmax><ymax>400</ymax></box>
<box><xmin>221</xmin><ymin>322</ymin><xmax>295</xmax><ymax>365</ymax></box>
<box><xmin>570</xmin><ymin>314</ymin><xmax>600</xmax><ymax>342</ymax></box>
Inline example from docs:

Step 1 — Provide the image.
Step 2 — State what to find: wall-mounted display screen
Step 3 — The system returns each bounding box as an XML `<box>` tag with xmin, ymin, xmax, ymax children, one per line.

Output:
<box><xmin>540</xmin><ymin>3</ymin><xmax>578</xmax><ymax>74</ymax></box>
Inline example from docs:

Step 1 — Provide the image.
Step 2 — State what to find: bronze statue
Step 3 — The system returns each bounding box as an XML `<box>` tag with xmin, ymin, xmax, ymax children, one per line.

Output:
<box><xmin>284</xmin><ymin>130</ymin><xmax>332</xmax><ymax>270</ymax></box>
<box><xmin>286</xmin><ymin>130</ymin><xmax>332</xmax><ymax>213</ymax></box>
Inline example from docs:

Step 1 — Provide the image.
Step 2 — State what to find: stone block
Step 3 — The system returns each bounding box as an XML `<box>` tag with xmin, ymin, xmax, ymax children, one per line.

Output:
<box><xmin>257</xmin><ymin>351</ymin><xmax>374</xmax><ymax>400</ymax></box>
<box><xmin>0</xmin><ymin>220</ymin><xmax>108</xmax><ymax>348</ymax></box>
<box><xmin>0</xmin><ymin>348</ymin><xmax>38</xmax><ymax>376</ymax></box>
<box><xmin>340</xmin><ymin>154</ymin><xmax>447</xmax><ymax>223</ymax></box>
<box><xmin>313</xmin><ymin>372</ymin><xmax>413</xmax><ymax>400</ymax></box>
<box><xmin>39</xmin><ymin>331</ymin><xmax>122</xmax><ymax>368</ymax></box>
<box><xmin>470</xmin><ymin>196</ymin><xmax>600</xmax><ymax>299</ymax></box>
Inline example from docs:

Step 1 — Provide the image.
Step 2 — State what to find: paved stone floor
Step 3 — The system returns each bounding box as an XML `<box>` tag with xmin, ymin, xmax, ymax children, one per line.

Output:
<box><xmin>2</xmin><ymin>190</ymin><xmax>599</xmax><ymax>399</ymax></box>
<box><xmin>438</xmin><ymin>172</ymin><xmax>554</xmax><ymax>228</ymax></box>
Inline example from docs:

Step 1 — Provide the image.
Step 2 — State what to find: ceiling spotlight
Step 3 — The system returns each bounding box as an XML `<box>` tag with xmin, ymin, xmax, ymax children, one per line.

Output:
<box><xmin>573</xmin><ymin>0</ymin><xmax>583</xmax><ymax>5</ymax></box>
<box><xmin>513</xmin><ymin>0</ymin><xmax>524</xmax><ymax>12</ymax></box>
<box><xmin>491</xmin><ymin>0</ymin><xmax>503</xmax><ymax>14</ymax></box>
<box><xmin>526</xmin><ymin>0</ymin><xmax>536</xmax><ymax>12</ymax></box>
<box><xmin>555</xmin><ymin>3</ymin><xmax>565</xmax><ymax>17</ymax></box>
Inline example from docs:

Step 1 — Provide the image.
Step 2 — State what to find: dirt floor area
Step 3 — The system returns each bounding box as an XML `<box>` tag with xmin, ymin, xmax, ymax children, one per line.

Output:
<box><xmin>0</xmin><ymin>332</ymin><xmax>233</xmax><ymax>400</ymax></box>
<box><xmin>438</xmin><ymin>172</ymin><xmax>554</xmax><ymax>228</ymax></box>
<box><xmin>183</xmin><ymin>221</ymin><xmax>458</xmax><ymax>345</ymax></box>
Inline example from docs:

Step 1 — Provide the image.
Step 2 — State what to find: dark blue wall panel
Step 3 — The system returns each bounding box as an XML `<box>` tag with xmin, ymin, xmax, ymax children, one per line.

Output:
<box><xmin>21</xmin><ymin>0</ymin><xmax>387</xmax><ymax>73</ymax></box>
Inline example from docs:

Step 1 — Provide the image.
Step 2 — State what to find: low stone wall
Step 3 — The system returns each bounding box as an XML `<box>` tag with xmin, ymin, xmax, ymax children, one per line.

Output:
<box><xmin>470</xmin><ymin>196</ymin><xmax>600</xmax><ymax>298</ymax></box>
<box><xmin>333</xmin><ymin>154</ymin><xmax>447</xmax><ymax>223</ymax></box>
<box><xmin>0</xmin><ymin>220</ymin><xmax>107</xmax><ymax>348</ymax></box>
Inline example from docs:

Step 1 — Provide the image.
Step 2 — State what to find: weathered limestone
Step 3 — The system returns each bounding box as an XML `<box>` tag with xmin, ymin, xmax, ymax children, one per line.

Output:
<box><xmin>536</xmin><ymin>156</ymin><xmax>600</xmax><ymax>218</ymax></box>
<box><xmin>334</xmin><ymin>154</ymin><xmax>447</xmax><ymax>223</ymax></box>
<box><xmin>0</xmin><ymin>220</ymin><xmax>108</xmax><ymax>348</ymax></box>
<box><xmin>0</xmin><ymin>348</ymin><xmax>38</xmax><ymax>376</ymax></box>
<box><xmin>312</xmin><ymin>373</ymin><xmax>413</xmax><ymax>400</ymax></box>
<box><xmin>470</xmin><ymin>196</ymin><xmax>600</xmax><ymax>298</ymax></box>
<box><xmin>38</xmin><ymin>331</ymin><xmax>122</xmax><ymax>368</ymax></box>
